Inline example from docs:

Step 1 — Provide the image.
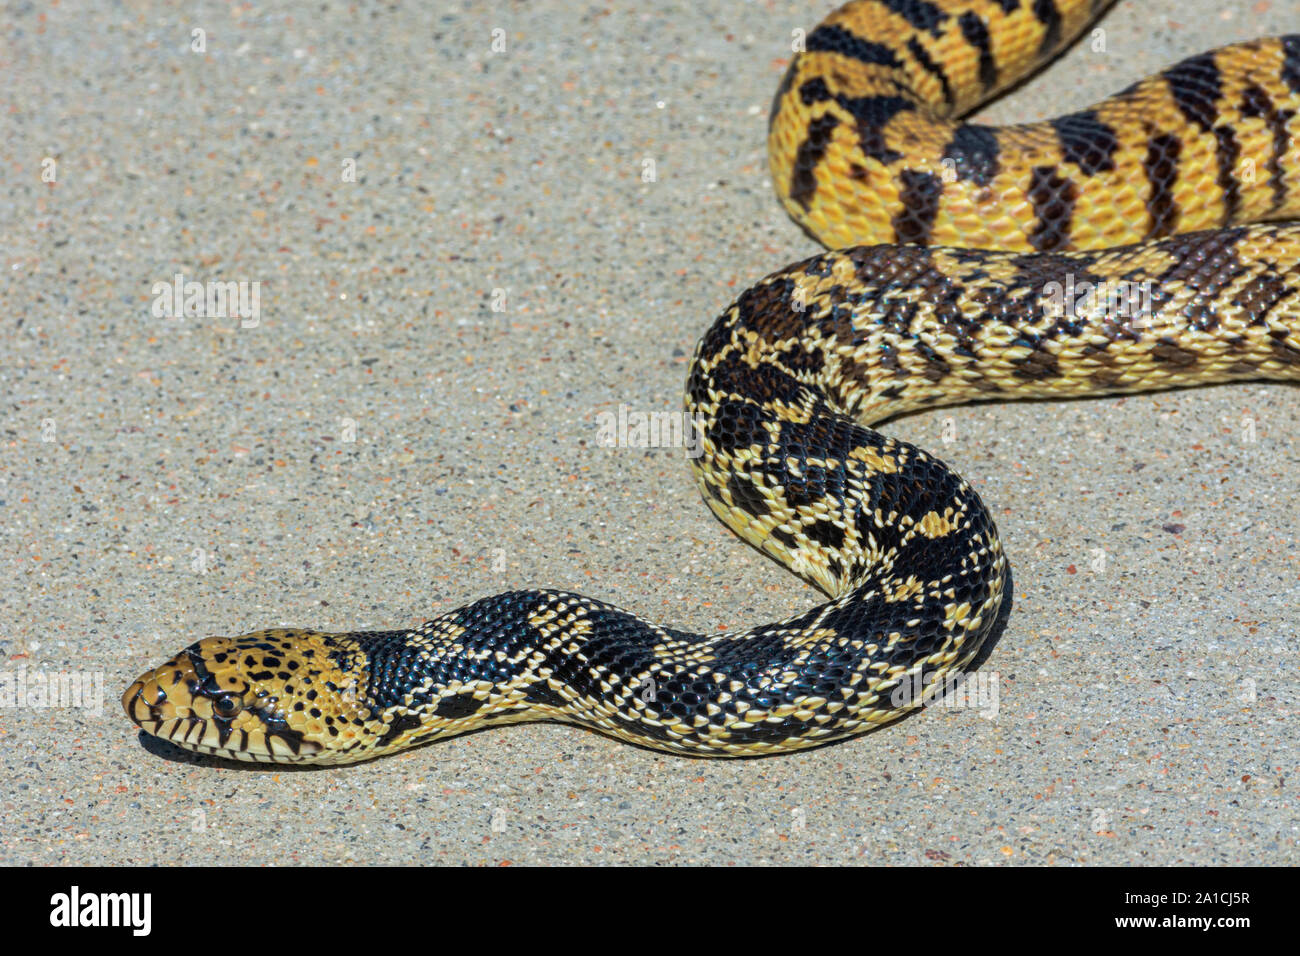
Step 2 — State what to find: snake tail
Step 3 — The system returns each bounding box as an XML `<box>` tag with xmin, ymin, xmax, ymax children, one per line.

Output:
<box><xmin>769</xmin><ymin>0</ymin><xmax>1300</xmax><ymax>250</ymax></box>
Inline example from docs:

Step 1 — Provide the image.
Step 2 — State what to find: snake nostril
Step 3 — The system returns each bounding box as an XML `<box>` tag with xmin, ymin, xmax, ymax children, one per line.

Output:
<box><xmin>121</xmin><ymin>674</ymin><xmax>173</xmax><ymax>725</ymax></box>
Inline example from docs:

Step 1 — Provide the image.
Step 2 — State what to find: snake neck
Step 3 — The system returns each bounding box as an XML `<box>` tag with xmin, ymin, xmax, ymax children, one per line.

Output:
<box><xmin>331</xmin><ymin>565</ymin><xmax>1007</xmax><ymax>760</ymax></box>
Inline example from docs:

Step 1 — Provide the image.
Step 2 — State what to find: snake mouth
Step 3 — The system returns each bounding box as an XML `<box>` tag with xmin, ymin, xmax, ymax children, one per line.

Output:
<box><xmin>122</xmin><ymin>646</ymin><xmax>325</xmax><ymax>763</ymax></box>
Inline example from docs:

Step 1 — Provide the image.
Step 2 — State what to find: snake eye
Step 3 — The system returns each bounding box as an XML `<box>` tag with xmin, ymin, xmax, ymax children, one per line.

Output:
<box><xmin>212</xmin><ymin>693</ymin><xmax>243</xmax><ymax>718</ymax></box>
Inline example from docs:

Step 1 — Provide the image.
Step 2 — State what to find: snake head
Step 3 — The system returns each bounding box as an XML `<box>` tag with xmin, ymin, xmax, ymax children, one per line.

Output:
<box><xmin>122</xmin><ymin>629</ymin><xmax>376</xmax><ymax>765</ymax></box>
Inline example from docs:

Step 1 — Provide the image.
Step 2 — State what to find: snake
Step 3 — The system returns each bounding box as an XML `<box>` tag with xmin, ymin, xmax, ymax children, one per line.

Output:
<box><xmin>122</xmin><ymin>0</ymin><xmax>1300</xmax><ymax>765</ymax></box>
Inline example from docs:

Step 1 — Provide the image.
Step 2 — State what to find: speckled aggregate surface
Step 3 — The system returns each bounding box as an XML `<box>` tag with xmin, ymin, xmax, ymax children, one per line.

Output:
<box><xmin>2</xmin><ymin>0</ymin><xmax>1297</xmax><ymax>865</ymax></box>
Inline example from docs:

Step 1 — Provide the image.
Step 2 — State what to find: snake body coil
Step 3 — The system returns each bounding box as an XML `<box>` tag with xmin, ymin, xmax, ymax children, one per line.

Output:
<box><xmin>124</xmin><ymin>0</ymin><xmax>1300</xmax><ymax>764</ymax></box>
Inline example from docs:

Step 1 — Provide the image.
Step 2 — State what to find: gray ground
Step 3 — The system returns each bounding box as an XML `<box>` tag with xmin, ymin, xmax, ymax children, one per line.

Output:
<box><xmin>2</xmin><ymin>0</ymin><xmax>1297</xmax><ymax>866</ymax></box>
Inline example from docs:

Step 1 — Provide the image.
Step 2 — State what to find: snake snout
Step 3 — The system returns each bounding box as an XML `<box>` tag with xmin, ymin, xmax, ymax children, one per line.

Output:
<box><xmin>122</xmin><ymin>650</ymin><xmax>200</xmax><ymax>726</ymax></box>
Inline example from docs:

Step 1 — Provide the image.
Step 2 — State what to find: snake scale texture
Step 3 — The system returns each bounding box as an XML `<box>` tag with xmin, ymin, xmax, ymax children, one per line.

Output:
<box><xmin>124</xmin><ymin>0</ymin><xmax>1300</xmax><ymax>764</ymax></box>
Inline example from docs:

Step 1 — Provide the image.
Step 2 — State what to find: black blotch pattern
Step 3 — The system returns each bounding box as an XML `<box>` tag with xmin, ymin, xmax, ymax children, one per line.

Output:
<box><xmin>1008</xmin><ymin>332</ymin><xmax>1061</xmax><ymax>380</ymax></box>
<box><xmin>1027</xmin><ymin>166</ymin><xmax>1077</xmax><ymax>251</ymax></box>
<box><xmin>695</xmin><ymin>365</ymin><xmax>816</xmax><ymax>457</ymax></box>
<box><xmin>1265</xmin><ymin>106</ymin><xmax>1296</xmax><ymax>213</ymax></box>
<box><xmin>1213</xmin><ymin>125</ymin><xmax>1241</xmax><ymax>224</ymax></box>
<box><xmin>893</xmin><ymin>169</ymin><xmax>944</xmax><ymax>244</ymax></box>
<box><xmin>915</xmin><ymin>339</ymin><xmax>952</xmax><ymax>381</ymax></box>
<box><xmin>1162</xmin><ymin>51</ymin><xmax>1221</xmax><ymax>132</ymax></box>
<box><xmin>1051</xmin><ymin>110</ymin><xmax>1119</xmax><ymax>175</ymax></box>
<box><xmin>878</xmin><ymin>0</ymin><xmax>951</xmax><ymax>36</ymax></box>
<box><xmin>958</xmin><ymin>11</ymin><xmax>998</xmax><ymax>91</ymax></box>
<box><xmin>1269</xmin><ymin>327</ymin><xmax>1300</xmax><ymax>366</ymax></box>
<box><xmin>734</xmin><ymin>273</ymin><xmax>805</xmax><ymax>339</ymax></box>
<box><xmin>1156</xmin><ymin>229</ymin><xmax>1250</xmax><ymax>330</ymax></box>
<box><xmin>1033</xmin><ymin>0</ymin><xmax>1062</xmax><ymax>54</ymax></box>
<box><xmin>431</xmin><ymin>693</ymin><xmax>484</xmax><ymax>721</ymax></box>
<box><xmin>1239</xmin><ymin>82</ymin><xmax>1271</xmax><ymax>118</ymax></box>
<box><xmin>1142</xmin><ymin>133</ymin><xmax>1182</xmax><ymax>238</ymax></box>
<box><xmin>1236</xmin><ymin>81</ymin><xmax>1294</xmax><ymax>213</ymax></box>
<box><xmin>805</xmin><ymin>24</ymin><xmax>902</xmax><ymax>67</ymax></box>
<box><xmin>1151</xmin><ymin>339</ymin><xmax>1202</xmax><ymax>365</ymax></box>
<box><xmin>1282</xmin><ymin>35</ymin><xmax>1300</xmax><ymax>95</ymax></box>
<box><xmin>906</xmin><ymin>36</ymin><xmax>954</xmax><ymax>107</ymax></box>
<box><xmin>844</xmin><ymin>95</ymin><xmax>915</xmax><ymax>163</ymax></box>
<box><xmin>787</xmin><ymin>83</ymin><xmax>918</xmax><ymax>208</ymax></box>
<box><xmin>1231</xmin><ymin>271</ymin><xmax>1293</xmax><ymax>327</ymax></box>
<box><xmin>376</xmin><ymin>711</ymin><xmax>425</xmax><ymax>746</ymax></box>
<box><xmin>942</xmin><ymin>124</ymin><xmax>1000</xmax><ymax>185</ymax></box>
<box><xmin>727</xmin><ymin>472</ymin><xmax>769</xmax><ymax>518</ymax></box>
<box><xmin>799</xmin><ymin>76</ymin><xmax>830</xmax><ymax>106</ymax></box>
<box><xmin>789</xmin><ymin>113</ymin><xmax>841</xmax><ymax>210</ymax></box>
